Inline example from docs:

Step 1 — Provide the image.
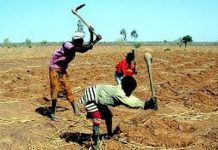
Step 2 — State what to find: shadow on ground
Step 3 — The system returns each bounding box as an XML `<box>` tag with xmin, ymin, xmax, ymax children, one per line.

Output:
<box><xmin>35</xmin><ymin>106</ymin><xmax>69</xmax><ymax>119</ymax></box>
<box><xmin>60</xmin><ymin>132</ymin><xmax>109</xmax><ymax>146</ymax></box>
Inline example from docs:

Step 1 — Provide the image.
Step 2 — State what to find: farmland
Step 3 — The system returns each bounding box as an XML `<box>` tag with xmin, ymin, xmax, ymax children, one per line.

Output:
<box><xmin>0</xmin><ymin>45</ymin><xmax>217</xmax><ymax>149</ymax></box>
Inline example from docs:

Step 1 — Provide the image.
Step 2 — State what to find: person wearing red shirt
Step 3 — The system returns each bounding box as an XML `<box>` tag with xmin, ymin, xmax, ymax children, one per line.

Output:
<box><xmin>115</xmin><ymin>51</ymin><xmax>137</xmax><ymax>84</ymax></box>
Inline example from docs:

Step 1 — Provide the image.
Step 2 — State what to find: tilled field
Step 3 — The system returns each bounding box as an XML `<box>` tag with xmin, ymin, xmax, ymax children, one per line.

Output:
<box><xmin>0</xmin><ymin>45</ymin><xmax>217</xmax><ymax>150</ymax></box>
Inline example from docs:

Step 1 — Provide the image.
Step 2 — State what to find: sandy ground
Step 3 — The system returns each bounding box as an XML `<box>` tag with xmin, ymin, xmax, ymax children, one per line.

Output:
<box><xmin>0</xmin><ymin>45</ymin><xmax>217</xmax><ymax>150</ymax></box>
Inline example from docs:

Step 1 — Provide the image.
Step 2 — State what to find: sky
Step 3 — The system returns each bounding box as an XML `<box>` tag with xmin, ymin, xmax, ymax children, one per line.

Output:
<box><xmin>0</xmin><ymin>0</ymin><xmax>218</xmax><ymax>43</ymax></box>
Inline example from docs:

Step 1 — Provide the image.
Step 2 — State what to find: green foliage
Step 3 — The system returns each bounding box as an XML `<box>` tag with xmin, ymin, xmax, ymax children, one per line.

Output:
<box><xmin>41</xmin><ymin>40</ymin><xmax>48</xmax><ymax>46</ymax></box>
<box><xmin>182</xmin><ymin>35</ymin><xmax>193</xmax><ymax>48</ymax></box>
<box><xmin>119</xmin><ymin>29</ymin><xmax>139</xmax><ymax>42</ymax></box>
<box><xmin>133</xmin><ymin>42</ymin><xmax>142</xmax><ymax>49</ymax></box>
<box><xmin>177</xmin><ymin>35</ymin><xmax>193</xmax><ymax>48</ymax></box>
<box><xmin>120</xmin><ymin>29</ymin><xmax>127</xmax><ymax>41</ymax></box>
<box><xmin>163</xmin><ymin>40</ymin><xmax>168</xmax><ymax>43</ymax></box>
<box><xmin>76</xmin><ymin>20</ymin><xmax>85</xmax><ymax>33</ymax></box>
<box><xmin>115</xmin><ymin>38</ymin><xmax>126</xmax><ymax>48</ymax></box>
<box><xmin>130</xmin><ymin>30</ymin><xmax>138</xmax><ymax>40</ymax></box>
<box><xmin>25</xmin><ymin>38</ymin><xmax>32</xmax><ymax>48</ymax></box>
<box><xmin>2</xmin><ymin>38</ymin><xmax>11</xmax><ymax>48</ymax></box>
<box><xmin>130</xmin><ymin>29</ymin><xmax>140</xmax><ymax>49</ymax></box>
<box><xmin>176</xmin><ymin>38</ymin><xmax>183</xmax><ymax>47</ymax></box>
<box><xmin>182</xmin><ymin>35</ymin><xmax>192</xmax><ymax>43</ymax></box>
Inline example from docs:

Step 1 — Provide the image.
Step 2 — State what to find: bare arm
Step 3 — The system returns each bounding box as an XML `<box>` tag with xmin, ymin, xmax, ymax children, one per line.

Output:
<box><xmin>88</xmin><ymin>26</ymin><xmax>102</xmax><ymax>45</ymax></box>
<box><xmin>75</xmin><ymin>44</ymin><xmax>93</xmax><ymax>53</ymax></box>
<box><xmin>88</xmin><ymin>26</ymin><xmax>94</xmax><ymax>45</ymax></box>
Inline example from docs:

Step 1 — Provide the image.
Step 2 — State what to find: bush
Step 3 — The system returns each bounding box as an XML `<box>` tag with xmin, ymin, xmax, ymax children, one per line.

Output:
<box><xmin>25</xmin><ymin>38</ymin><xmax>32</xmax><ymax>48</ymax></box>
<box><xmin>2</xmin><ymin>38</ymin><xmax>11</xmax><ymax>48</ymax></box>
<box><xmin>133</xmin><ymin>42</ymin><xmax>142</xmax><ymax>49</ymax></box>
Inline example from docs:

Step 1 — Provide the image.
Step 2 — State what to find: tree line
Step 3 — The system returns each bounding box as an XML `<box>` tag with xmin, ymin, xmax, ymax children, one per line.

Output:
<box><xmin>0</xmin><ymin>34</ymin><xmax>199</xmax><ymax>49</ymax></box>
<box><xmin>0</xmin><ymin>19</ymin><xmax>208</xmax><ymax>49</ymax></box>
<box><xmin>0</xmin><ymin>38</ymin><xmax>54</xmax><ymax>48</ymax></box>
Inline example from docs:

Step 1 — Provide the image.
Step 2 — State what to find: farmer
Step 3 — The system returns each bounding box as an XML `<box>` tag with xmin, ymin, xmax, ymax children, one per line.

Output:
<box><xmin>115</xmin><ymin>49</ymin><xmax>137</xmax><ymax>84</ymax></box>
<box><xmin>74</xmin><ymin>76</ymin><xmax>157</xmax><ymax>149</ymax></box>
<box><xmin>48</xmin><ymin>26</ymin><xmax>102</xmax><ymax>120</ymax></box>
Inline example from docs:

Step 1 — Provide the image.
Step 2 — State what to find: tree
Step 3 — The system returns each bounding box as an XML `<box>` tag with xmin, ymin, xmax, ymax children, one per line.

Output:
<box><xmin>25</xmin><ymin>38</ymin><xmax>32</xmax><ymax>48</ymax></box>
<box><xmin>130</xmin><ymin>30</ymin><xmax>138</xmax><ymax>40</ymax></box>
<box><xmin>130</xmin><ymin>30</ymin><xmax>141</xmax><ymax>49</ymax></box>
<box><xmin>176</xmin><ymin>38</ymin><xmax>183</xmax><ymax>47</ymax></box>
<box><xmin>41</xmin><ymin>40</ymin><xmax>48</xmax><ymax>46</ymax></box>
<box><xmin>2</xmin><ymin>38</ymin><xmax>11</xmax><ymax>48</ymax></box>
<box><xmin>163</xmin><ymin>40</ymin><xmax>168</xmax><ymax>43</ymax></box>
<box><xmin>133</xmin><ymin>42</ymin><xmax>142</xmax><ymax>49</ymax></box>
<box><xmin>76</xmin><ymin>20</ymin><xmax>85</xmax><ymax>33</ymax></box>
<box><xmin>182</xmin><ymin>35</ymin><xmax>193</xmax><ymax>48</ymax></box>
<box><xmin>120</xmin><ymin>29</ymin><xmax>127</xmax><ymax>41</ymax></box>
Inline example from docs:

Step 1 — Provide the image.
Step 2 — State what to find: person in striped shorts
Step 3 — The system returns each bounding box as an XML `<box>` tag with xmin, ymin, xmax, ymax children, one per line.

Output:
<box><xmin>74</xmin><ymin>76</ymin><xmax>157</xmax><ymax>149</ymax></box>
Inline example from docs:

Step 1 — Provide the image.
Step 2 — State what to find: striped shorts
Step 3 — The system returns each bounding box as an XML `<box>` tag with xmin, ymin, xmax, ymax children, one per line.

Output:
<box><xmin>79</xmin><ymin>86</ymin><xmax>102</xmax><ymax>125</ymax></box>
<box><xmin>79</xmin><ymin>86</ymin><xmax>98</xmax><ymax>113</ymax></box>
<box><xmin>79</xmin><ymin>86</ymin><xmax>96</xmax><ymax>104</ymax></box>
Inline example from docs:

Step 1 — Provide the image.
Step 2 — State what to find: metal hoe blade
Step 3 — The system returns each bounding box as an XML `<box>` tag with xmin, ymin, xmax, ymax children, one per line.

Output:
<box><xmin>75</xmin><ymin>4</ymin><xmax>85</xmax><ymax>12</ymax></box>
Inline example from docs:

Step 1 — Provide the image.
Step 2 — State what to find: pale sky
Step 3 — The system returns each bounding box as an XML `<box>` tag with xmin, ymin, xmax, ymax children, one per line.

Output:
<box><xmin>0</xmin><ymin>0</ymin><xmax>218</xmax><ymax>42</ymax></box>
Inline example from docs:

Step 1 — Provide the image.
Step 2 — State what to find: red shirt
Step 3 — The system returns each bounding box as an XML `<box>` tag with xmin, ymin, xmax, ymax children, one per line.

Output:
<box><xmin>116</xmin><ymin>58</ymin><xmax>135</xmax><ymax>76</ymax></box>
